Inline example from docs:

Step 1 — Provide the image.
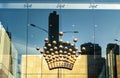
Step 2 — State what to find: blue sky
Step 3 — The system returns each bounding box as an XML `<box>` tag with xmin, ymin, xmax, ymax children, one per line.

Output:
<box><xmin>1</xmin><ymin>1</ymin><xmax>120</xmax><ymax>63</ymax></box>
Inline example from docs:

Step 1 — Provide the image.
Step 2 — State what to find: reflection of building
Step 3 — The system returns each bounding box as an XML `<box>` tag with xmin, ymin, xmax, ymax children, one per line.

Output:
<box><xmin>48</xmin><ymin>11</ymin><xmax>59</xmax><ymax>44</ymax></box>
<box><xmin>106</xmin><ymin>43</ymin><xmax>120</xmax><ymax>78</ymax></box>
<box><xmin>0</xmin><ymin>22</ymin><xmax>18</xmax><ymax>78</ymax></box>
<box><xmin>116</xmin><ymin>55</ymin><xmax>120</xmax><ymax>78</ymax></box>
<box><xmin>81</xmin><ymin>42</ymin><xmax>101</xmax><ymax>56</ymax></box>
<box><xmin>21</xmin><ymin>55</ymin><xmax>85</xmax><ymax>78</ymax></box>
<box><xmin>80</xmin><ymin>42</ymin><xmax>105</xmax><ymax>78</ymax></box>
<box><xmin>21</xmin><ymin>55</ymin><xmax>105</xmax><ymax>78</ymax></box>
<box><xmin>17</xmin><ymin>64</ymin><xmax>21</xmax><ymax>78</ymax></box>
<box><xmin>87</xmin><ymin>55</ymin><xmax>105</xmax><ymax>78</ymax></box>
<box><xmin>11</xmin><ymin>45</ymin><xmax>18</xmax><ymax>78</ymax></box>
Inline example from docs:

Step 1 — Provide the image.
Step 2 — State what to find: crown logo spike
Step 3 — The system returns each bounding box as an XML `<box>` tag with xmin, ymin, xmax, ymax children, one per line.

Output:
<box><xmin>41</xmin><ymin>32</ymin><xmax>80</xmax><ymax>70</ymax></box>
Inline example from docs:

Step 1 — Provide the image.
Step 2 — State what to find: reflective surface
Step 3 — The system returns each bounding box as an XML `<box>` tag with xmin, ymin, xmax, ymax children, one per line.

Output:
<box><xmin>0</xmin><ymin>0</ymin><xmax>120</xmax><ymax>78</ymax></box>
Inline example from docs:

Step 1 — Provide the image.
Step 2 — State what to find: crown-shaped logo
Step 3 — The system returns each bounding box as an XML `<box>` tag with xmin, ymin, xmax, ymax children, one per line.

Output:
<box><xmin>38</xmin><ymin>32</ymin><xmax>80</xmax><ymax>70</ymax></box>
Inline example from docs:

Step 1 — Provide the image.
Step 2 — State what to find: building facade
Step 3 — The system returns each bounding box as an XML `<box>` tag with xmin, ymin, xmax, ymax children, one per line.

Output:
<box><xmin>106</xmin><ymin>43</ymin><xmax>120</xmax><ymax>78</ymax></box>
<box><xmin>21</xmin><ymin>55</ymin><xmax>105</xmax><ymax>78</ymax></box>
<box><xmin>81</xmin><ymin>42</ymin><xmax>101</xmax><ymax>56</ymax></box>
<box><xmin>0</xmin><ymin>22</ymin><xmax>18</xmax><ymax>78</ymax></box>
<box><xmin>48</xmin><ymin>11</ymin><xmax>59</xmax><ymax>44</ymax></box>
<box><xmin>80</xmin><ymin>42</ymin><xmax>105</xmax><ymax>78</ymax></box>
<box><xmin>116</xmin><ymin>55</ymin><xmax>120</xmax><ymax>78</ymax></box>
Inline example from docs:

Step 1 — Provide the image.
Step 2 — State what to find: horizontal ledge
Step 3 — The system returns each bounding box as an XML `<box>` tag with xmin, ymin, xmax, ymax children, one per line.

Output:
<box><xmin>0</xmin><ymin>3</ymin><xmax>120</xmax><ymax>10</ymax></box>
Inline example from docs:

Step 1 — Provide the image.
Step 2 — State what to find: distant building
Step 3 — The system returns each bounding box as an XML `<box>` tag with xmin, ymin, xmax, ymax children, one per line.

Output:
<box><xmin>80</xmin><ymin>42</ymin><xmax>105</xmax><ymax>78</ymax></box>
<box><xmin>48</xmin><ymin>11</ymin><xmax>59</xmax><ymax>44</ymax></box>
<box><xmin>0</xmin><ymin>22</ymin><xmax>18</xmax><ymax>78</ymax></box>
<box><xmin>106</xmin><ymin>43</ymin><xmax>120</xmax><ymax>78</ymax></box>
<box><xmin>11</xmin><ymin>44</ymin><xmax>18</xmax><ymax>78</ymax></box>
<box><xmin>116</xmin><ymin>55</ymin><xmax>120</xmax><ymax>78</ymax></box>
<box><xmin>106</xmin><ymin>43</ymin><xmax>119</xmax><ymax>55</ymax></box>
<box><xmin>80</xmin><ymin>42</ymin><xmax>101</xmax><ymax>56</ymax></box>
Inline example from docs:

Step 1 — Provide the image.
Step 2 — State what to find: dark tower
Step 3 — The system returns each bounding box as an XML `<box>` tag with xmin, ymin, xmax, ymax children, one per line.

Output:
<box><xmin>48</xmin><ymin>11</ymin><xmax>59</xmax><ymax>44</ymax></box>
<box><xmin>80</xmin><ymin>42</ymin><xmax>105</xmax><ymax>78</ymax></box>
<box><xmin>80</xmin><ymin>42</ymin><xmax>101</xmax><ymax>56</ymax></box>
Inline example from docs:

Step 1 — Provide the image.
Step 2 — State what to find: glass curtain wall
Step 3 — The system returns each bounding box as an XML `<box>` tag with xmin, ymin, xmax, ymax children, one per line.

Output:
<box><xmin>0</xmin><ymin>0</ymin><xmax>120</xmax><ymax>78</ymax></box>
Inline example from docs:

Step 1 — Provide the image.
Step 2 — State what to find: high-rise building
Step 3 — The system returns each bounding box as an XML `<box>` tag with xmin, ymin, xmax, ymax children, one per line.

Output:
<box><xmin>0</xmin><ymin>22</ymin><xmax>12</xmax><ymax>78</ymax></box>
<box><xmin>11</xmin><ymin>44</ymin><xmax>18</xmax><ymax>78</ymax></box>
<box><xmin>48</xmin><ymin>11</ymin><xmax>59</xmax><ymax>44</ymax></box>
<box><xmin>80</xmin><ymin>42</ymin><xmax>105</xmax><ymax>78</ymax></box>
<box><xmin>0</xmin><ymin>22</ymin><xmax>18</xmax><ymax>78</ymax></box>
<box><xmin>106</xmin><ymin>43</ymin><xmax>119</xmax><ymax>55</ymax></box>
<box><xmin>116</xmin><ymin>55</ymin><xmax>120</xmax><ymax>78</ymax></box>
<box><xmin>106</xmin><ymin>43</ymin><xmax>120</xmax><ymax>78</ymax></box>
<box><xmin>80</xmin><ymin>42</ymin><xmax>101</xmax><ymax>56</ymax></box>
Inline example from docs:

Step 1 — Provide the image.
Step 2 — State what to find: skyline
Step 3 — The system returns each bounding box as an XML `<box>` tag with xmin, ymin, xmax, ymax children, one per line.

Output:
<box><xmin>0</xmin><ymin>16</ymin><xmax>119</xmax><ymax>78</ymax></box>
<box><xmin>0</xmin><ymin>1</ymin><xmax>120</xmax><ymax>78</ymax></box>
<box><xmin>1</xmin><ymin>9</ymin><xmax>120</xmax><ymax>64</ymax></box>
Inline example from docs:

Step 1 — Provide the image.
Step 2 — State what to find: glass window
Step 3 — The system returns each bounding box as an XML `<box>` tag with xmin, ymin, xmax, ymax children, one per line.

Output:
<box><xmin>0</xmin><ymin>0</ymin><xmax>120</xmax><ymax>78</ymax></box>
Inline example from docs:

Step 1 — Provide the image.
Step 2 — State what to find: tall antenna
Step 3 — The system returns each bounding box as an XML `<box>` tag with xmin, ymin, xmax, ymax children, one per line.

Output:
<box><xmin>59</xmin><ymin>0</ymin><xmax>63</xmax><ymax>39</ymax></box>
<box><xmin>26</xmin><ymin>0</ymin><xmax>30</xmax><ymax>77</ymax></box>
<box><xmin>89</xmin><ymin>0</ymin><xmax>96</xmax><ymax>78</ymax></box>
<box><xmin>89</xmin><ymin>0</ymin><xmax>97</xmax><ymax>59</ymax></box>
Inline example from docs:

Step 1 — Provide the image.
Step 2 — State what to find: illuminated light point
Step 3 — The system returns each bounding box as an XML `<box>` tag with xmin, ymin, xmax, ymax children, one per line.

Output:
<box><xmin>73</xmin><ymin>38</ymin><xmax>78</xmax><ymax>42</ymax></box>
<box><xmin>69</xmin><ymin>48</ymin><xmax>72</xmax><ymax>52</ymax></box>
<box><xmin>46</xmin><ymin>51</ymin><xmax>50</xmax><ymax>54</ymax></box>
<box><xmin>71</xmin><ymin>44</ymin><xmax>74</xmax><ymax>47</ymax></box>
<box><xmin>68</xmin><ymin>53</ymin><xmax>71</xmax><ymax>56</ymax></box>
<box><xmin>59</xmin><ymin>32</ymin><xmax>63</xmax><ymax>36</ymax></box>
<box><xmin>59</xmin><ymin>39</ymin><xmax>63</xmax><ymax>43</ymax></box>
<box><xmin>55</xmin><ymin>51</ymin><xmax>58</xmax><ymax>54</ymax></box>
<box><xmin>59</xmin><ymin>54</ymin><xmax>62</xmax><ymax>57</ymax></box>
<box><xmin>64</xmin><ymin>47</ymin><xmax>68</xmax><ymax>50</ymax></box>
<box><xmin>51</xmin><ymin>53</ymin><xmax>54</xmax><ymax>56</ymax></box>
<box><xmin>54</xmin><ymin>47</ymin><xmax>58</xmax><ymax>50</ymax></box>
<box><xmin>45</xmin><ymin>38</ymin><xmax>49</xmax><ymax>42</ymax></box>
<box><xmin>44</xmin><ymin>47</ymin><xmax>47</xmax><ymax>50</ymax></box>
<box><xmin>59</xmin><ymin>50</ymin><xmax>63</xmax><ymax>54</ymax></box>
<box><xmin>64</xmin><ymin>51</ymin><xmax>67</xmax><ymax>54</ymax></box>
<box><xmin>75</xmin><ymin>47</ymin><xmax>78</xmax><ymax>51</ymax></box>
<box><xmin>48</xmin><ymin>43</ymin><xmax>51</xmax><ymax>47</ymax></box>
<box><xmin>59</xmin><ymin>45</ymin><xmax>63</xmax><ymax>49</ymax></box>
<box><xmin>52</xmin><ymin>40</ymin><xmax>57</xmax><ymax>45</ymax></box>
<box><xmin>50</xmin><ymin>48</ymin><xmax>53</xmax><ymax>52</ymax></box>
<box><xmin>66</xmin><ymin>41</ymin><xmax>70</xmax><ymax>45</ymax></box>
<box><xmin>72</xmin><ymin>51</ymin><xmax>76</xmax><ymax>54</ymax></box>
<box><xmin>82</xmin><ymin>47</ymin><xmax>86</xmax><ymax>51</ymax></box>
